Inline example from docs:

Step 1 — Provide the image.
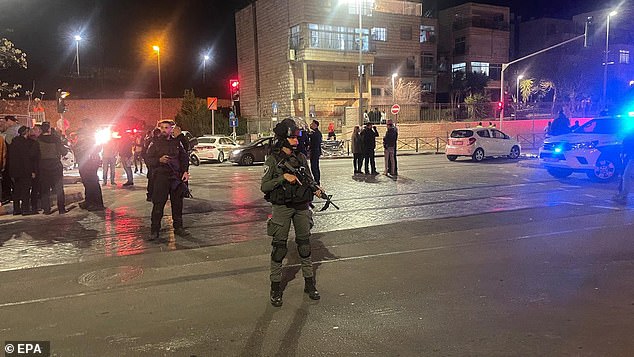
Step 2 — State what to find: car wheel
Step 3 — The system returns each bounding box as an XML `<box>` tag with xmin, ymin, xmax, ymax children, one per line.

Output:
<box><xmin>241</xmin><ymin>154</ymin><xmax>255</xmax><ymax>166</ymax></box>
<box><xmin>508</xmin><ymin>145</ymin><xmax>521</xmax><ymax>159</ymax></box>
<box><xmin>587</xmin><ymin>155</ymin><xmax>618</xmax><ymax>182</ymax></box>
<box><xmin>547</xmin><ymin>167</ymin><xmax>573</xmax><ymax>178</ymax></box>
<box><xmin>217</xmin><ymin>152</ymin><xmax>224</xmax><ymax>163</ymax></box>
<box><xmin>447</xmin><ymin>155</ymin><xmax>458</xmax><ymax>161</ymax></box>
<box><xmin>472</xmin><ymin>148</ymin><xmax>485</xmax><ymax>162</ymax></box>
<box><xmin>190</xmin><ymin>154</ymin><xmax>200</xmax><ymax>166</ymax></box>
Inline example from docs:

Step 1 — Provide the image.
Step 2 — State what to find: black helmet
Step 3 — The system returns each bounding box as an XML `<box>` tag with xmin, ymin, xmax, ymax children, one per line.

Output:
<box><xmin>273</xmin><ymin>118</ymin><xmax>301</xmax><ymax>139</ymax></box>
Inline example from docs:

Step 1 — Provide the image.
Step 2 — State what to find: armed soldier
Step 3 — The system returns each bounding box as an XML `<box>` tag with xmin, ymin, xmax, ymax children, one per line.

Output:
<box><xmin>145</xmin><ymin>120</ymin><xmax>191</xmax><ymax>241</ymax></box>
<box><xmin>261</xmin><ymin>118</ymin><xmax>323</xmax><ymax>307</ymax></box>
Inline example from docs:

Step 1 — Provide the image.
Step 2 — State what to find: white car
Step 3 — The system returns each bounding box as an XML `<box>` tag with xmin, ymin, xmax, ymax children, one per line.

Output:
<box><xmin>191</xmin><ymin>135</ymin><xmax>239</xmax><ymax>163</ymax></box>
<box><xmin>539</xmin><ymin>117</ymin><xmax>623</xmax><ymax>182</ymax></box>
<box><xmin>446</xmin><ymin>127</ymin><xmax>521</xmax><ymax>162</ymax></box>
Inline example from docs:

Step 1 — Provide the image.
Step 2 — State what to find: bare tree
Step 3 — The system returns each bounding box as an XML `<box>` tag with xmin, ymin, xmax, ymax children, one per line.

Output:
<box><xmin>386</xmin><ymin>78</ymin><xmax>423</xmax><ymax>104</ymax></box>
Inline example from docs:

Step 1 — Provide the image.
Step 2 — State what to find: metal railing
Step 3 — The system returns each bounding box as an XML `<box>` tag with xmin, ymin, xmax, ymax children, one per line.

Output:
<box><xmin>340</xmin><ymin>136</ymin><xmax>449</xmax><ymax>156</ymax></box>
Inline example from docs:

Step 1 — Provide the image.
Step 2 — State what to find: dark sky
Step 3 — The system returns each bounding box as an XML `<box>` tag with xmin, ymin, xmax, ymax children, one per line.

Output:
<box><xmin>0</xmin><ymin>0</ymin><xmax>612</xmax><ymax>99</ymax></box>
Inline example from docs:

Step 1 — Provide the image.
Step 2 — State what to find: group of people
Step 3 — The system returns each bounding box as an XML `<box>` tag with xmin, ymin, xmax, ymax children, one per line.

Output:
<box><xmin>350</xmin><ymin>121</ymin><xmax>399</xmax><ymax>176</ymax></box>
<box><xmin>0</xmin><ymin>116</ymin><xmax>69</xmax><ymax>215</ymax></box>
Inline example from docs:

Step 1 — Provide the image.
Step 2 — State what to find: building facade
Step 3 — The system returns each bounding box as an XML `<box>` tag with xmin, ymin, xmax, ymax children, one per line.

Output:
<box><xmin>437</xmin><ymin>2</ymin><xmax>510</xmax><ymax>102</ymax></box>
<box><xmin>235</xmin><ymin>0</ymin><xmax>438</xmax><ymax>125</ymax></box>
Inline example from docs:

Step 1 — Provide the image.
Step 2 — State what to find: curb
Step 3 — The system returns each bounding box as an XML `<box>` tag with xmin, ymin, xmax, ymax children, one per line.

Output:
<box><xmin>0</xmin><ymin>192</ymin><xmax>84</xmax><ymax>216</ymax></box>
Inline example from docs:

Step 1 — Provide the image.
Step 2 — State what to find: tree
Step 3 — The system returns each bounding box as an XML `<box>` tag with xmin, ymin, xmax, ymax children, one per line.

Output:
<box><xmin>386</xmin><ymin>79</ymin><xmax>423</xmax><ymax>104</ymax></box>
<box><xmin>175</xmin><ymin>89</ymin><xmax>211</xmax><ymax>137</ymax></box>
<box><xmin>464</xmin><ymin>93</ymin><xmax>490</xmax><ymax>119</ymax></box>
<box><xmin>0</xmin><ymin>38</ymin><xmax>27</xmax><ymax>99</ymax></box>
<box><xmin>519</xmin><ymin>78</ymin><xmax>535</xmax><ymax>104</ymax></box>
<box><xmin>538</xmin><ymin>79</ymin><xmax>557</xmax><ymax>112</ymax></box>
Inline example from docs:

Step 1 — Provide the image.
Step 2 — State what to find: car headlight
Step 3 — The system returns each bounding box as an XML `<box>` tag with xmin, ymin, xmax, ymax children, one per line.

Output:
<box><xmin>571</xmin><ymin>141</ymin><xmax>599</xmax><ymax>150</ymax></box>
<box><xmin>232</xmin><ymin>149</ymin><xmax>242</xmax><ymax>156</ymax></box>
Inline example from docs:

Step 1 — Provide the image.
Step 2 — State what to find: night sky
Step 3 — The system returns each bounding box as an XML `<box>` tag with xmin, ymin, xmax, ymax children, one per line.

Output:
<box><xmin>0</xmin><ymin>0</ymin><xmax>613</xmax><ymax>99</ymax></box>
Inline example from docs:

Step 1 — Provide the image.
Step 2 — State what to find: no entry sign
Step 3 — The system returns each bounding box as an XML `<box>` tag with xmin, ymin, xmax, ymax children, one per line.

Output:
<box><xmin>391</xmin><ymin>104</ymin><xmax>400</xmax><ymax>115</ymax></box>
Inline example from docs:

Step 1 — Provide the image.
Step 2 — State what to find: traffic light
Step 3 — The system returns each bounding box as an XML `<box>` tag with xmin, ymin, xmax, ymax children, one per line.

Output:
<box><xmin>497</xmin><ymin>101</ymin><xmax>504</xmax><ymax>110</ymax></box>
<box><xmin>229</xmin><ymin>79</ymin><xmax>240</xmax><ymax>102</ymax></box>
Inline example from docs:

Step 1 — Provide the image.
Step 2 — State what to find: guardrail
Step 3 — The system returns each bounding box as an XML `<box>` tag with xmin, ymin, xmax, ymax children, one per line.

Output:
<box><xmin>337</xmin><ymin>137</ymin><xmax>450</xmax><ymax>156</ymax></box>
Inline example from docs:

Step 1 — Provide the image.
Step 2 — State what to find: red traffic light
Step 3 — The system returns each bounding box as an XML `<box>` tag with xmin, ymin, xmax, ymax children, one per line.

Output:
<box><xmin>230</xmin><ymin>79</ymin><xmax>239</xmax><ymax>89</ymax></box>
<box><xmin>497</xmin><ymin>101</ymin><xmax>504</xmax><ymax>109</ymax></box>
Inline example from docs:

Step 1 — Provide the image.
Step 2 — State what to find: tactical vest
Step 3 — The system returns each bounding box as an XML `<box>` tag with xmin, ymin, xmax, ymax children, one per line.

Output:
<box><xmin>39</xmin><ymin>139</ymin><xmax>59</xmax><ymax>160</ymax></box>
<box><xmin>266</xmin><ymin>153</ymin><xmax>313</xmax><ymax>205</ymax></box>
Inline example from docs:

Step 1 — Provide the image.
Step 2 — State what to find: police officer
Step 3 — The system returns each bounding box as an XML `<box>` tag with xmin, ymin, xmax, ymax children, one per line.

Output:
<box><xmin>146</xmin><ymin>120</ymin><xmax>190</xmax><ymax>240</ymax></box>
<box><xmin>75</xmin><ymin>119</ymin><xmax>105</xmax><ymax>211</ymax></box>
<box><xmin>261</xmin><ymin>118</ymin><xmax>322</xmax><ymax>307</ymax></box>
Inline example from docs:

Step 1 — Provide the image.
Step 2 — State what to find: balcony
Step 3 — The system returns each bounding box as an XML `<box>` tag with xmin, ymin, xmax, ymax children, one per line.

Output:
<box><xmin>453</xmin><ymin>19</ymin><xmax>509</xmax><ymax>31</ymax></box>
<box><xmin>290</xmin><ymin>34</ymin><xmax>376</xmax><ymax>64</ymax></box>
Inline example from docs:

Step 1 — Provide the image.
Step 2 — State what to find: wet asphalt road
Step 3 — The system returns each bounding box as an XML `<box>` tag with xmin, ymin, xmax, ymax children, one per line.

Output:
<box><xmin>1</xmin><ymin>155</ymin><xmax>633</xmax><ymax>356</ymax></box>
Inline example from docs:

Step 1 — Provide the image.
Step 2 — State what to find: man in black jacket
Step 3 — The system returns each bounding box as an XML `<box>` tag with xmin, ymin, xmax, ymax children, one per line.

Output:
<box><xmin>38</xmin><ymin>122</ymin><xmax>68</xmax><ymax>214</ymax></box>
<box><xmin>75</xmin><ymin>119</ymin><xmax>105</xmax><ymax>211</ymax></box>
<box><xmin>146</xmin><ymin>120</ymin><xmax>191</xmax><ymax>240</ymax></box>
<box><xmin>308</xmin><ymin>119</ymin><xmax>323</xmax><ymax>185</ymax></box>
<box><xmin>383</xmin><ymin>122</ymin><xmax>398</xmax><ymax>176</ymax></box>
<box><xmin>9</xmin><ymin>126</ymin><xmax>39</xmax><ymax>215</ymax></box>
<box><xmin>361</xmin><ymin>122</ymin><xmax>379</xmax><ymax>175</ymax></box>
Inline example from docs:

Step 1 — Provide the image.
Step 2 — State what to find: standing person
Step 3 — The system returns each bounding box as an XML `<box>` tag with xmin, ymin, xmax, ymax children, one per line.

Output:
<box><xmin>550</xmin><ymin>110</ymin><xmax>571</xmax><ymax>136</ymax></box>
<box><xmin>133</xmin><ymin>134</ymin><xmax>144</xmax><ymax>174</ymax></box>
<box><xmin>28</xmin><ymin>125</ymin><xmax>42</xmax><ymax>211</ymax></box>
<box><xmin>612</xmin><ymin>130</ymin><xmax>634</xmax><ymax>205</ymax></box>
<box><xmin>38</xmin><ymin>122</ymin><xmax>68</xmax><ymax>215</ymax></box>
<box><xmin>308</xmin><ymin>119</ymin><xmax>322</xmax><ymax>185</ymax></box>
<box><xmin>363</xmin><ymin>110</ymin><xmax>369</xmax><ymax>123</ymax></box>
<box><xmin>351</xmin><ymin>126</ymin><xmax>363</xmax><ymax>174</ymax></box>
<box><xmin>119</xmin><ymin>132</ymin><xmax>135</xmax><ymax>186</ymax></box>
<box><xmin>102</xmin><ymin>138</ymin><xmax>117</xmax><ymax>185</ymax></box>
<box><xmin>1</xmin><ymin>115</ymin><xmax>20</xmax><ymax>204</ymax></box>
<box><xmin>172</xmin><ymin>126</ymin><xmax>190</xmax><ymax>152</ymax></box>
<box><xmin>374</xmin><ymin>108</ymin><xmax>382</xmax><ymax>124</ymax></box>
<box><xmin>327</xmin><ymin>122</ymin><xmax>336</xmax><ymax>140</ymax></box>
<box><xmin>9</xmin><ymin>126</ymin><xmax>39</xmax><ymax>215</ymax></box>
<box><xmin>75</xmin><ymin>119</ymin><xmax>105</xmax><ymax>211</ymax></box>
<box><xmin>261</xmin><ymin>118</ymin><xmax>322</xmax><ymax>307</ymax></box>
<box><xmin>383</xmin><ymin>121</ymin><xmax>398</xmax><ymax>176</ymax></box>
<box><xmin>361</xmin><ymin>122</ymin><xmax>379</xmax><ymax>175</ymax></box>
<box><xmin>145</xmin><ymin>120</ymin><xmax>191</xmax><ymax>240</ymax></box>
<box><xmin>144</xmin><ymin>128</ymin><xmax>161</xmax><ymax>202</ymax></box>
<box><xmin>368</xmin><ymin>109</ymin><xmax>375</xmax><ymax>124</ymax></box>
<box><xmin>0</xmin><ymin>129</ymin><xmax>6</xmax><ymax>205</ymax></box>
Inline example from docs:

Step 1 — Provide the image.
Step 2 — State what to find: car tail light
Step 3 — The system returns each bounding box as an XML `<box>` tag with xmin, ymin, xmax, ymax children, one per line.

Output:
<box><xmin>468</xmin><ymin>138</ymin><xmax>476</xmax><ymax>145</ymax></box>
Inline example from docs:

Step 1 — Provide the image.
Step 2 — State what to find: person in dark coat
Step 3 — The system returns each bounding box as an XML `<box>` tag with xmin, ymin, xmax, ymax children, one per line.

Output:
<box><xmin>308</xmin><ymin>119</ymin><xmax>323</xmax><ymax>185</ymax></box>
<box><xmin>351</xmin><ymin>126</ymin><xmax>363</xmax><ymax>174</ymax></box>
<box><xmin>550</xmin><ymin>110</ymin><xmax>571</xmax><ymax>136</ymax></box>
<box><xmin>38</xmin><ymin>122</ymin><xmax>68</xmax><ymax>214</ymax></box>
<box><xmin>75</xmin><ymin>119</ymin><xmax>105</xmax><ymax>211</ymax></box>
<box><xmin>9</xmin><ymin>126</ymin><xmax>39</xmax><ymax>215</ymax></box>
<box><xmin>361</xmin><ymin>122</ymin><xmax>379</xmax><ymax>175</ymax></box>
<box><xmin>119</xmin><ymin>132</ymin><xmax>135</xmax><ymax>186</ymax></box>
<box><xmin>383</xmin><ymin>122</ymin><xmax>398</xmax><ymax>176</ymax></box>
<box><xmin>144</xmin><ymin>128</ymin><xmax>161</xmax><ymax>202</ymax></box>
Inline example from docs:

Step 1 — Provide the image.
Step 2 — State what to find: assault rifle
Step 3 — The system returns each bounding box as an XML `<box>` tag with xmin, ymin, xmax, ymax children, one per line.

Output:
<box><xmin>277</xmin><ymin>159</ymin><xmax>339</xmax><ymax>211</ymax></box>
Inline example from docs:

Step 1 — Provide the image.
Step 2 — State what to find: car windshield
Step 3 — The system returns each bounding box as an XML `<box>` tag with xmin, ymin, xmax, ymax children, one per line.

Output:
<box><xmin>575</xmin><ymin>119</ymin><xmax>621</xmax><ymax>134</ymax></box>
<box><xmin>450</xmin><ymin>130</ymin><xmax>473</xmax><ymax>138</ymax></box>
<box><xmin>197</xmin><ymin>137</ymin><xmax>217</xmax><ymax>144</ymax></box>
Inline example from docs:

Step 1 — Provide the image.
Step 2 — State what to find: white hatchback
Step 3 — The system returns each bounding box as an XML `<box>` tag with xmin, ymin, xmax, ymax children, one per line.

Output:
<box><xmin>446</xmin><ymin>128</ymin><xmax>521</xmax><ymax>162</ymax></box>
<box><xmin>192</xmin><ymin>136</ymin><xmax>239</xmax><ymax>163</ymax></box>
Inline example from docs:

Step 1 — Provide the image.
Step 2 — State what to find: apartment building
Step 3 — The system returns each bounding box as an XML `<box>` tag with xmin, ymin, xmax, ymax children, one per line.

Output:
<box><xmin>235</xmin><ymin>0</ymin><xmax>437</xmax><ymax>124</ymax></box>
<box><xmin>437</xmin><ymin>2</ymin><xmax>510</xmax><ymax>101</ymax></box>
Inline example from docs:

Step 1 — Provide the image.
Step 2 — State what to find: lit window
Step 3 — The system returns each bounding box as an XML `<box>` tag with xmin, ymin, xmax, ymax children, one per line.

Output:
<box><xmin>471</xmin><ymin>62</ymin><xmax>490</xmax><ymax>76</ymax></box>
<box><xmin>452</xmin><ymin>63</ymin><xmax>466</xmax><ymax>73</ymax></box>
<box><xmin>620</xmin><ymin>50</ymin><xmax>630</xmax><ymax>64</ymax></box>
<box><xmin>371</xmin><ymin>28</ymin><xmax>387</xmax><ymax>41</ymax></box>
<box><xmin>420</xmin><ymin>25</ymin><xmax>435</xmax><ymax>43</ymax></box>
<box><xmin>348</xmin><ymin>0</ymin><xmax>374</xmax><ymax>16</ymax></box>
<box><xmin>308</xmin><ymin>23</ymin><xmax>369</xmax><ymax>52</ymax></box>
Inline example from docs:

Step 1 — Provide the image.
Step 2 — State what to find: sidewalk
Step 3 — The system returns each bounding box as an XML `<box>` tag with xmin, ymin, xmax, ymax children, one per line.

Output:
<box><xmin>0</xmin><ymin>174</ymin><xmax>84</xmax><ymax>216</ymax></box>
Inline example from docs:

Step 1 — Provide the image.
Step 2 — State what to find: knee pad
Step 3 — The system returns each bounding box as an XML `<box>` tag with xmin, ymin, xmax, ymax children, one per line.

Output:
<box><xmin>271</xmin><ymin>241</ymin><xmax>288</xmax><ymax>263</ymax></box>
<box><xmin>296</xmin><ymin>239</ymin><xmax>311</xmax><ymax>259</ymax></box>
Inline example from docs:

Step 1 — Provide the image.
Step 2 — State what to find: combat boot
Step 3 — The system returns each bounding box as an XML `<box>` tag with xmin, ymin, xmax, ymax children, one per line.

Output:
<box><xmin>304</xmin><ymin>277</ymin><xmax>321</xmax><ymax>300</ymax></box>
<box><xmin>270</xmin><ymin>282</ymin><xmax>283</xmax><ymax>307</ymax></box>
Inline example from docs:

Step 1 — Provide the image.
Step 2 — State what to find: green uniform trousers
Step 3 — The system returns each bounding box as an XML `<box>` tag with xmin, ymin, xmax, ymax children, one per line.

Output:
<box><xmin>267</xmin><ymin>204</ymin><xmax>314</xmax><ymax>283</ymax></box>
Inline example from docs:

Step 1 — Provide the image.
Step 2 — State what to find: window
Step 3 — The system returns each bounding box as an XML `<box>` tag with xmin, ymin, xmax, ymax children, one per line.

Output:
<box><xmin>371</xmin><ymin>88</ymin><xmax>382</xmax><ymax>96</ymax></box>
<box><xmin>620</xmin><ymin>50</ymin><xmax>630</xmax><ymax>64</ymax></box>
<box><xmin>477</xmin><ymin>130</ymin><xmax>490</xmax><ymax>138</ymax></box>
<box><xmin>454</xmin><ymin>37</ymin><xmax>466</xmax><ymax>55</ymax></box>
<box><xmin>489</xmin><ymin>64</ymin><xmax>502</xmax><ymax>80</ymax></box>
<box><xmin>471</xmin><ymin>62</ymin><xmax>490</xmax><ymax>76</ymax></box>
<box><xmin>348</xmin><ymin>0</ymin><xmax>374</xmax><ymax>16</ymax></box>
<box><xmin>421</xmin><ymin>82</ymin><xmax>433</xmax><ymax>92</ymax></box>
<box><xmin>451</xmin><ymin>62</ymin><xmax>466</xmax><ymax>73</ymax></box>
<box><xmin>198</xmin><ymin>137</ymin><xmax>216</xmax><ymax>144</ymax></box>
<box><xmin>308</xmin><ymin>24</ymin><xmax>369</xmax><ymax>52</ymax></box>
<box><xmin>371</xmin><ymin>27</ymin><xmax>387</xmax><ymax>41</ymax></box>
<box><xmin>307</xmin><ymin>69</ymin><xmax>315</xmax><ymax>84</ymax></box>
<box><xmin>422</xmin><ymin>54</ymin><xmax>434</xmax><ymax>72</ymax></box>
<box><xmin>290</xmin><ymin>25</ymin><xmax>300</xmax><ymax>50</ymax></box>
<box><xmin>400</xmin><ymin>26</ymin><xmax>412</xmax><ymax>40</ymax></box>
<box><xmin>491</xmin><ymin>130</ymin><xmax>508</xmax><ymax>139</ymax></box>
<box><xmin>419</xmin><ymin>25</ymin><xmax>435</xmax><ymax>43</ymax></box>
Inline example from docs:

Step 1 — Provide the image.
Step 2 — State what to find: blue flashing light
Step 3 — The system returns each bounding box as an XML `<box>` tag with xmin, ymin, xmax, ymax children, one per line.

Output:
<box><xmin>629</xmin><ymin>112</ymin><xmax>634</xmax><ymax>117</ymax></box>
<box><xmin>554</xmin><ymin>147</ymin><xmax>563</xmax><ymax>153</ymax></box>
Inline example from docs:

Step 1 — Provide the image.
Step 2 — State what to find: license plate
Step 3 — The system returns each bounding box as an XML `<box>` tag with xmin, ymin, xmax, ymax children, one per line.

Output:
<box><xmin>453</xmin><ymin>140</ymin><xmax>463</xmax><ymax>145</ymax></box>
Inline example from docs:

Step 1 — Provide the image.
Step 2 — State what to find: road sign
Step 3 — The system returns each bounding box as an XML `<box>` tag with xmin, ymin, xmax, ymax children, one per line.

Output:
<box><xmin>272</xmin><ymin>102</ymin><xmax>278</xmax><ymax>115</ymax></box>
<box><xmin>229</xmin><ymin>111</ymin><xmax>236</xmax><ymax>119</ymax></box>
<box><xmin>230</xmin><ymin>118</ymin><xmax>238</xmax><ymax>128</ymax></box>
<box><xmin>391</xmin><ymin>104</ymin><xmax>401</xmax><ymax>115</ymax></box>
<box><xmin>207</xmin><ymin>97</ymin><xmax>218</xmax><ymax>111</ymax></box>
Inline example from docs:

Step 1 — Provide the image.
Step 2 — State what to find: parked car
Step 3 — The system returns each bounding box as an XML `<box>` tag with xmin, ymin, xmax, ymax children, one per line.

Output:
<box><xmin>229</xmin><ymin>136</ymin><xmax>273</xmax><ymax>165</ymax></box>
<box><xmin>539</xmin><ymin>117</ymin><xmax>624</xmax><ymax>182</ymax></box>
<box><xmin>190</xmin><ymin>135</ymin><xmax>238</xmax><ymax>164</ymax></box>
<box><xmin>446</xmin><ymin>127</ymin><xmax>521</xmax><ymax>162</ymax></box>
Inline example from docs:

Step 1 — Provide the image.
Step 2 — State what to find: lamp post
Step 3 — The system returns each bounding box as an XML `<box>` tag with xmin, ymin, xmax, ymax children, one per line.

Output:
<box><xmin>356</xmin><ymin>0</ymin><xmax>364</xmax><ymax>127</ymax></box>
<box><xmin>602</xmin><ymin>10</ymin><xmax>618</xmax><ymax>108</ymax></box>
<box><xmin>391</xmin><ymin>72</ymin><xmax>398</xmax><ymax>103</ymax></box>
<box><xmin>203</xmin><ymin>55</ymin><xmax>209</xmax><ymax>84</ymax></box>
<box><xmin>153</xmin><ymin>45</ymin><xmax>163</xmax><ymax>120</ymax></box>
<box><xmin>74</xmin><ymin>35</ymin><xmax>82</xmax><ymax>76</ymax></box>
<box><xmin>516</xmin><ymin>74</ymin><xmax>523</xmax><ymax>105</ymax></box>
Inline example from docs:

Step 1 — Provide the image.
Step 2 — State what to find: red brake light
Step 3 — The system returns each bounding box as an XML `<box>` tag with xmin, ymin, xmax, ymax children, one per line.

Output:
<box><xmin>468</xmin><ymin>138</ymin><xmax>476</xmax><ymax>145</ymax></box>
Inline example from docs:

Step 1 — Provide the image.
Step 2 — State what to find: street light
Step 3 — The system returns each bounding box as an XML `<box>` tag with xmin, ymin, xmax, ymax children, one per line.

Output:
<box><xmin>153</xmin><ymin>45</ymin><xmax>163</xmax><ymax>120</ymax></box>
<box><xmin>203</xmin><ymin>55</ymin><xmax>210</xmax><ymax>84</ymax></box>
<box><xmin>74</xmin><ymin>35</ymin><xmax>82</xmax><ymax>76</ymax></box>
<box><xmin>516</xmin><ymin>74</ymin><xmax>524</xmax><ymax>105</ymax></box>
<box><xmin>603</xmin><ymin>10</ymin><xmax>618</xmax><ymax>108</ymax></box>
<box><xmin>391</xmin><ymin>72</ymin><xmax>398</xmax><ymax>103</ymax></box>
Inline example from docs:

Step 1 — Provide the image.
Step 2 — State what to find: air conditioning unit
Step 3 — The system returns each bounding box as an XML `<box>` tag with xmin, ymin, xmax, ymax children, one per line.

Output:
<box><xmin>289</xmin><ymin>49</ymin><xmax>296</xmax><ymax>61</ymax></box>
